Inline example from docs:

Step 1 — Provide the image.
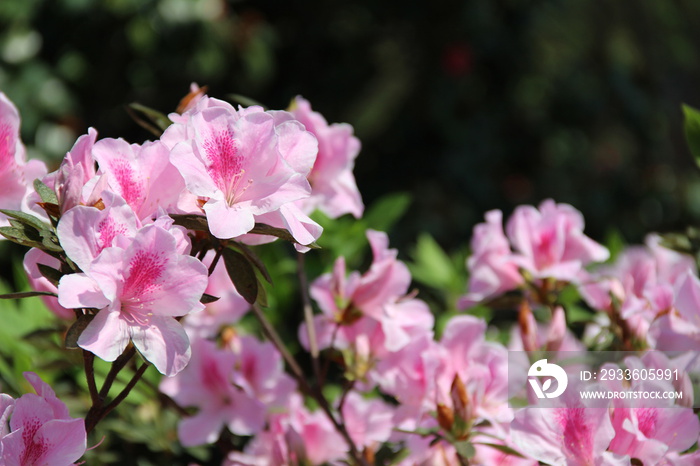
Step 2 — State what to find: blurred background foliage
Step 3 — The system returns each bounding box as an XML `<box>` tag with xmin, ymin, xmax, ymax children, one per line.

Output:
<box><xmin>2</xmin><ymin>0</ymin><xmax>700</xmax><ymax>252</ymax></box>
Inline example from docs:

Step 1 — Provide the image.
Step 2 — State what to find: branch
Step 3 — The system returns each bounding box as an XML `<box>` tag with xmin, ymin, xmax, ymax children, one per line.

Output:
<box><xmin>250</xmin><ymin>304</ymin><xmax>365</xmax><ymax>465</ymax></box>
<box><xmin>82</xmin><ymin>350</ymin><xmax>99</xmax><ymax>406</ymax></box>
<box><xmin>296</xmin><ymin>252</ymin><xmax>321</xmax><ymax>382</ymax></box>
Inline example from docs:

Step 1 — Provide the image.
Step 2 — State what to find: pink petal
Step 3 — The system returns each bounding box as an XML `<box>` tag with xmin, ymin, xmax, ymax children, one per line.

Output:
<box><xmin>77</xmin><ymin>309</ymin><xmax>130</xmax><ymax>362</ymax></box>
<box><xmin>130</xmin><ymin>316</ymin><xmax>190</xmax><ymax>376</ymax></box>
<box><xmin>177</xmin><ymin>410</ymin><xmax>225</xmax><ymax>447</ymax></box>
<box><xmin>57</xmin><ymin>273</ymin><xmax>110</xmax><ymax>310</ymax></box>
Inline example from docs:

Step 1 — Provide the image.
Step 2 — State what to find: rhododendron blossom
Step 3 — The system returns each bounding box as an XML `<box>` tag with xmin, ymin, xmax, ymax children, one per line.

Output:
<box><xmin>160</xmin><ymin>335</ymin><xmax>294</xmax><ymax>447</ymax></box>
<box><xmin>287</xmin><ymin>96</ymin><xmax>364</xmax><ymax>218</ymax></box>
<box><xmin>0</xmin><ymin>372</ymin><xmax>86</xmax><ymax>466</ymax></box>
<box><xmin>57</xmin><ymin>224</ymin><xmax>208</xmax><ymax>375</ymax></box>
<box><xmin>460</xmin><ymin>200</ymin><xmax>609</xmax><ymax>308</ymax></box>
<box><xmin>164</xmin><ymin>98</ymin><xmax>320</xmax><ymax>241</ymax></box>
<box><xmin>0</xmin><ymin>92</ymin><xmax>47</xmax><ymax>229</ymax></box>
<box><xmin>302</xmin><ymin>229</ymin><xmax>433</xmax><ymax>361</ymax></box>
<box><xmin>92</xmin><ymin>138</ymin><xmax>185</xmax><ymax>221</ymax></box>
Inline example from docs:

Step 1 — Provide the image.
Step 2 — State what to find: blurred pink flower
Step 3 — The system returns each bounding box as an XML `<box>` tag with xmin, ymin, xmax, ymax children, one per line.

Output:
<box><xmin>23</xmin><ymin>249</ymin><xmax>73</xmax><ymax>319</ymax></box>
<box><xmin>1</xmin><ymin>372</ymin><xmax>86</xmax><ymax>466</ymax></box>
<box><xmin>459</xmin><ymin>209</ymin><xmax>522</xmax><ymax>307</ymax></box>
<box><xmin>287</xmin><ymin>96</ymin><xmax>363</xmax><ymax>218</ymax></box>
<box><xmin>159</xmin><ymin>338</ymin><xmax>267</xmax><ymax>446</ymax></box>
<box><xmin>0</xmin><ymin>92</ymin><xmax>47</xmax><ymax>229</ymax></box>
<box><xmin>506</xmin><ymin>199</ymin><xmax>609</xmax><ymax>282</ymax></box>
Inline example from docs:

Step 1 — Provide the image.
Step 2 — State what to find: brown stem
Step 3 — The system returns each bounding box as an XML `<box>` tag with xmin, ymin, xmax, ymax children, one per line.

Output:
<box><xmin>85</xmin><ymin>362</ymin><xmax>149</xmax><ymax>434</ymax></box>
<box><xmin>99</xmin><ymin>346</ymin><xmax>136</xmax><ymax>399</ymax></box>
<box><xmin>101</xmin><ymin>363</ymin><xmax>149</xmax><ymax>418</ymax></box>
<box><xmin>250</xmin><ymin>304</ymin><xmax>365</xmax><ymax>465</ymax></box>
<box><xmin>83</xmin><ymin>350</ymin><xmax>99</xmax><ymax>406</ymax></box>
<box><xmin>296</xmin><ymin>252</ymin><xmax>321</xmax><ymax>383</ymax></box>
<box><xmin>208</xmin><ymin>246</ymin><xmax>224</xmax><ymax>276</ymax></box>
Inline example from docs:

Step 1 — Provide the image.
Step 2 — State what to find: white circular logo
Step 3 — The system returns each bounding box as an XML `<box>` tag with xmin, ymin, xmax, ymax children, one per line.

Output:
<box><xmin>528</xmin><ymin>358</ymin><xmax>568</xmax><ymax>399</ymax></box>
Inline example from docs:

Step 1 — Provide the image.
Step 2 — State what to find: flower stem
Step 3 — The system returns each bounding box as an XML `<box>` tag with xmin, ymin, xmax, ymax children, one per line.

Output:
<box><xmin>250</xmin><ymin>303</ymin><xmax>365</xmax><ymax>465</ymax></box>
<box><xmin>296</xmin><ymin>252</ymin><xmax>321</xmax><ymax>382</ymax></box>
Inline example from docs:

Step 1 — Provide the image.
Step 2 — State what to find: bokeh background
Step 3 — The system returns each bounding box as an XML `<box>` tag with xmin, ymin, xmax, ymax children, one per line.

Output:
<box><xmin>3</xmin><ymin>0</ymin><xmax>700</xmax><ymax>259</ymax></box>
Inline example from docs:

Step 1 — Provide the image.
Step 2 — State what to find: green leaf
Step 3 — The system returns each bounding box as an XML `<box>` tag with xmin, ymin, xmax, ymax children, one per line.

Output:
<box><xmin>0</xmin><ymin>209</ymin><xmax>50</xmax><ymax>232</ymax></box>
<box><xmin>222</xmin><ymin>248</ymin><xmax>258</xmax><ymax>304</ymax></box>
<box><xmin>34</xmin><ymin>178</ymin><xmax>58</xmax><ymax>205</ymax></box>
<box><xmin>126</xmin><ymin>102</ymin><xmax>172</xmax><ymax>137</ymax></box>
<box><xmin>363</xmin><ymin>192</ymin><xmax>411</xmax><ymax>232</ymax></box>
<box><xmin>683</xmin><ymin>103</ymin><xmax>700</xmax><ymax>167</ymax></box>
<box><xmin>37</xmin><ymin>264</ymin><xmax>65</xmax><ymax>286</ymax></box>
<box><xmin>170</xmin><ymin>214</ymin><xmax>209</xmax><ymax>231</ymax></box>
<box><xmin>409</xmin><ymin>233</ymin><xmax>457</xmax><ymax>291</ymax></box>
<box><xmin>39</xmin><ymin>230</ymin><xmax>63</xmax><ymax>252</ymax></box>
<box><xmin>0</xmin><ymin>225</ymin><xmax>45</xmax><ymax>249</ymax></box>
<box><xmin>65</xmin><ymin>314</ymin><xmax>94</xmax><ymax>349</ymax></box>
<box><xmin>230</xmin><ymin>242</ymin><xmax>273</xmax><ymax>284</ymax></box>
<box><xmin>453</xmin><ymin>439</ymin><xmax>476</xmax><ymax>459</ymax></box>
<box><xmin>0</xmin><ymin>291</ymin><xmax>57</xmax><ymax>299</ymax></box>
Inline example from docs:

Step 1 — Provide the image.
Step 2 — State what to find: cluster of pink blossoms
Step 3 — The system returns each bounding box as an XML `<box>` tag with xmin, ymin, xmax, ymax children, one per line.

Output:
<box><xmin>4</xmin><ymin>84</ymin><xmax>700</xmax><ymax>465</ymax></box>
<box><xmin>0</xmin><ymin>88</ymin><xmax>364</xmax><ymax>379</ymax></box>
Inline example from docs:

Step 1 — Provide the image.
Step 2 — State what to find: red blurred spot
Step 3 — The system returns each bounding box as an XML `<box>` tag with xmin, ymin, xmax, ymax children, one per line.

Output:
<box><xmin>441</xmin><ymin>42</ymin><xmax>473</xmax><ymax>78</ymax></box>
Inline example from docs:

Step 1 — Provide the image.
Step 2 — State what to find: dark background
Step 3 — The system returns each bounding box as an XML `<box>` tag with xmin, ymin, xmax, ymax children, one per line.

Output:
<box><xmin>3</xmin><ymin>0</ymin><xmax>700</xmax><ymax>255</ymax></box>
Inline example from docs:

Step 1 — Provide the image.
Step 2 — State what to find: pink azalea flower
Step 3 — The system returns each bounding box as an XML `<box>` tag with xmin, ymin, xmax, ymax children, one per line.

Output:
<box><xmin>92</xmin><ymin>138</ymin><xmax>184</xmax><ymax>221</ymax></box>
<box><xmin>506</xmin><ymin>199</ymin><xmax>609</xmax><ymax>282</ymax></box>
<box><xmin>56</xmin><ymin>192</ymin><xmax>139</xmax><ymax>272</ymax></box>
<box><xmin>473</xmin><ymin>427</ymin><xmax>538</xmax><ymax>466</ymax></box>
<box><xmin>54</xmin><ymin>128</ymin><xmax>98</xmax><ymax>214</ymax></box>
<box><xmin>225</xmin><ymin>394</ymin><xmax>347</xmax><ymax>465</ymax></box>
<box><xmin>511</xmin><ymin>397</ymin><xmax>629</xmax><ymax>466</ymax></box>
<box><xmin>437</xmin><ymin>315</ymin><xmax>512</xmax><ymax>426</ymax></box>
<box><xmin>648</xmin><ymin>269</ymin><xmax>700</xmax><ymax>351</ymax></box>
<box><xmin>581</xmin><ymin>235</ymin><xmax>695</xmax><ymax>341</ymax></box>
<box><xmin>459</xmin><ymin>209</ymin><xmax>523</xmax><ymax>308</ymax></box>
<box><xmin>592</xmin><ymin>355</ymin><xmax>699</xmax><ymax>464</ymax></box>
<box><xmin>226</xmin><ymin>334</ymin><xmax>296</xmax><ymax>410</ymax></box>
<box><xmin>608</xmin><ymin>404</ymin><xmax>699</xmax><ymax>464</ymax></box>
<box><xmin>164</xmin><ymin>99</ymin><xmax>319</xmax><ymax>241</ymax></box>
<box><xmin>1</xmin><ymin>372</ymin><xmax>86</xmax><ymax>466</ymax></box>
<box><xmin>286</xmin><ymin>96</ymin><xmax>364</xmax><ymax>218</ymax></box>
<box><xmin>159</xmin><ymin>338</ymin><xmax>266</xmax><ymax>446</ymax></box>
<box><xmin>0</xmin><ymin>92</ymin><xmax>47</xmax><ymax>229</ymax></box>
<box><xmin>23</xmin><ymin>249</ymin><xmax>74</xmax><ymax>319</ymax></box>
<box><xmin>341</xmin><ymin>391</ymin><xmax>394</xmax><ymax>450</ymax></box>
<box><xmin>301</xmin><ymin>230</ymin><xmax>433</xmax><ymax>360</ymax></box>
<box><xmin>57</xmin><ymin>224</ymin><xmax>208</xmax><ymax>375</ymax></box>
<box><xmin>370</xmin><ymin>333</ymin><xmax>443</xmax><ymax>412</ymax></box>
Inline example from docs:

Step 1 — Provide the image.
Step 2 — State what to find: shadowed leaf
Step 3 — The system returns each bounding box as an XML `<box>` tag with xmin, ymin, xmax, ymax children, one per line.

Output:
<box><xmin>65</xmin><ymin>314</ymin><xmax>95</xmax><ymax>349</ymax></box>
<box><xmin>200</xmin><ymin>293</ymin><xmax>220</xmax><ymax>304</ymax></box>
<box><xmin>222</xmin><ymin>248</ymin><xmax>258</xmax><ymax>304</ymax></box>
<box><xmin>170</xmin><ymin>214</ymin><xmax>209</xmax><ymax>231</ymax></box>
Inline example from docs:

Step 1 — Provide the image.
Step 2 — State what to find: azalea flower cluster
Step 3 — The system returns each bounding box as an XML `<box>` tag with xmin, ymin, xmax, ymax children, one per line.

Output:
<box><xmin>3</xmin><ymin>84</ymin><xmax>700</xmax><ymax>466</ymax></box>
<box><xmin>0</xmin><ymin>88</ymin><xmax>363</xmax><ymax>378</ymax></box>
